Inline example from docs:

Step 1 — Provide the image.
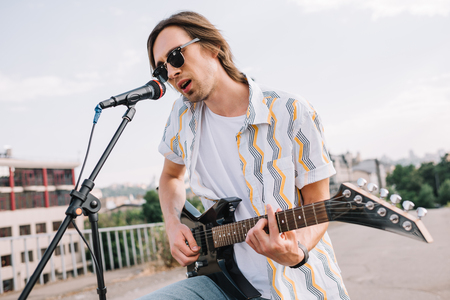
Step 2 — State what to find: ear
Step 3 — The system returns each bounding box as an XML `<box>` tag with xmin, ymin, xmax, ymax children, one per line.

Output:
<box><xmin>212</xmin><ymin>45</ymin><xmax>220</xmax><ymax>58</ymax></box>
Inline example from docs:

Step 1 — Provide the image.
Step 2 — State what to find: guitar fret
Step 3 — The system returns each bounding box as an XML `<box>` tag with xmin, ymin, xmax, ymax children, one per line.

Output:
<box><xmin>293</xmin><ymin>209</ymin><xmax>298</xmax><ymax>229</ymax></box>
<box><xmin>312</xmin><ymin>203</ymin><xmax>318</xmax><ymax>224</ymax></box>
<box><xmin>302</xmin><ymin>206</ymin><xmax>308</xmax><ymax>227</ymax></box>
<box><xmin>284</xmin><ymin>210</ymin><xmax>290</xmax><ymax>231</ymax></box>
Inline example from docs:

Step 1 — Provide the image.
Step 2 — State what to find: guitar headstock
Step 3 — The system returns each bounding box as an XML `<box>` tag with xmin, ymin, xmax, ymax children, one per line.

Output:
<box><xmin>329</xmin><ymin>181</ymin><xmax>433</xmax><ymax>243</ymax></box>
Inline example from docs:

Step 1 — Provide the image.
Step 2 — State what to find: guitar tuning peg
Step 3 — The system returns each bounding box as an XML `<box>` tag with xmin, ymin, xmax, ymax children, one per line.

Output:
<box><xmin>417</xmin><ymin>207</ymin><xmax>428</xmax><ymax>220</ymax></box>
<box><xmin>357</xmin><ymin>178</ymin><xmax>367</xmax><ymax>188</ymax></box>
<box><xmin>380</xmin><ymin>188</ymin><xmax>389</xmax><ymax>200</ymax></box>
<box><xmin>402</xmin><ymin>200</ymin><xmax>415</xmax><ymax>212</ymax></box>
<box><xmin>367</xmin><ymin>183</ymin><xmax>378</xmax><ymax>193</ymax></box>
<box><xmin>390</xmin><ymin>194</ymin><xmax>402</xmax><ymax>206</ymax></box>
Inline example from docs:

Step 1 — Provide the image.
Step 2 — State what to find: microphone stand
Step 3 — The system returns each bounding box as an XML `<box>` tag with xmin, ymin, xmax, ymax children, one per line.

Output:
<box><xmin>19</xmin><ymin>106</ymin><xmax>137</xmax><ymax>300</ymax></box>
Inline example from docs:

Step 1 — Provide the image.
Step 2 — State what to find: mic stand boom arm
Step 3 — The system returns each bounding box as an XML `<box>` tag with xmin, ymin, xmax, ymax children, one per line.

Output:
<box><xmin>19</xmin><ymin>106</ymin><xmax>138</xmax><ymax>300</ymax></box>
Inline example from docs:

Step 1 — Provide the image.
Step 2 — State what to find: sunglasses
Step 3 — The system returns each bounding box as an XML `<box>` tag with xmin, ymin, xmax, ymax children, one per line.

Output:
<box><xmin>152</xmin><ymin>38</ymin><xmax>200</xmax><ymax>83</ymax></box>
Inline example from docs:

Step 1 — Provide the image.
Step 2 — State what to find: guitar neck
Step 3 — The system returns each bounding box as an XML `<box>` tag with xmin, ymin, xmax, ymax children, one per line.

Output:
<box><xmin>212</xmin><ymin>201</ymin><xmax>329</xmax><ymax>248</ymax></box>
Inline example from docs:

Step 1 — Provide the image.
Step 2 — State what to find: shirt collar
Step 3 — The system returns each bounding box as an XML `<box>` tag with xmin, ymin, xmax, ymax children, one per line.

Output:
<box><xmin>245</xmin><ymin>75</ymin><xmax>270</xmax><ymax>126</ymax></box>
<box><xmin>179</xmin><ymin>74</ymin><xmax>270</xmax><ymax>126</ymax></box>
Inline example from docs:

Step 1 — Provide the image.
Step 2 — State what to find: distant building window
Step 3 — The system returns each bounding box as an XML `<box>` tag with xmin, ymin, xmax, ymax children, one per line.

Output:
<box><xmin>21</xmin><ymin>251</ymin><xmax>33</xmax><ymax>263</ymax></box>
<box><xmin>69</xmin><ymin>242</ymin><xmax>79</xmax><ymax>253</ymax></box>
<box><xmin>19</xmin><ymin>225</ymin><xmax>31</xmax><ymax>236</ymax></box>
<box><xmin>1</xmin><ymin>254</ymin><xmax>11</xmax><ymax>267</ymax></box>
<box><xmin>15</xmin><ymin>192</ymin><xmax>45</xmax><ymax>209</ymax></box>
<box><xmin>52</xmin><ymin>221</ymin><xmax>62</xmax><ymax>232</ymax></box>
<box><xmin>36</xmin><ymin>223</ymin><xmax>47</xmax><ymax>234</ymax></box>
<box><xmin>3</xmin><ymin>278</ymin><xmax>13</xmax><ymax>292</ymax></box>
<box><xmin>0</xmin><ymin>193</ymin><xmax>11</xmax><ymax>211</ymax></box>
<box><xmin>49</xmin><ymin>191</ymin><xmax>70</xmax><ymax>207</ymax></box>
<box><xmin>55</xmin><ymin>245</ymin><xmax>65</xmax><ymax>256</ymax></box>
<box><xmin>40</xmin><ymin>248</ymin><xmax>47</xmax><ymax>257</ymax></box>
<box><xmin>48</xmin><ymin>169</ymin><xmax>73</xmax><ymax>186</ymax></box>
<box><xmin>14</xmin><ymin>168</ymin><xmax>44</xmax><ymax>186</ymax></box>
<box><xmin>52</xmin><ymin>220</ymin><xmax>73</xmax><ymax>231</ymax></box>
<box><xmin>0</xmin><ymin>227</ymin><xmax>12</xmax><ymax>237</ymax></box>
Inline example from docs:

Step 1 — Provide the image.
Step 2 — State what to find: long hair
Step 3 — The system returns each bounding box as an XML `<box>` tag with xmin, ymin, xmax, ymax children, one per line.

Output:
<box><xmin>147</xmin><ymin>11</ymin><xmax>246</xmax><ymax>84</ymax></box>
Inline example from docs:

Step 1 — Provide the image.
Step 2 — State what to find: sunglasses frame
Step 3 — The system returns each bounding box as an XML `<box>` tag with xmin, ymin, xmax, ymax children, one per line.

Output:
<box><xmin>153</xmin><ymin>38</ymin><xmax>200</xmax><ymax>83</ymax></box>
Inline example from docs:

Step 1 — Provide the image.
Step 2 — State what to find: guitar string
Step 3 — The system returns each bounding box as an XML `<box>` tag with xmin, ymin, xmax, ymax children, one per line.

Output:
<box><xmin>188</xmin><ymin>200</ymin><xmax>408</xmax><ymax>242</ymax></box>
<box><xmin>187</xmin><ymin>198</ymin><xmax>411</xmax><ymax>243</ymax></box>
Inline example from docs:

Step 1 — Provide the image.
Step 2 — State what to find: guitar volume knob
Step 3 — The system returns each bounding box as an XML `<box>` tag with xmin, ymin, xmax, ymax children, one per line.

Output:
<box><xmin>186</xmin><ymin>271</ymin><xmax>198</xmax><ymax>278</ymax></box>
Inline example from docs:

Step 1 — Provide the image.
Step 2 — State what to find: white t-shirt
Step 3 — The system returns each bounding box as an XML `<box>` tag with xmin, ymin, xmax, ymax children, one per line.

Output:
<box><xmin>196</xmin><ymin>106</ymin><xmax>271</xmax><ymax>298</ymax></box>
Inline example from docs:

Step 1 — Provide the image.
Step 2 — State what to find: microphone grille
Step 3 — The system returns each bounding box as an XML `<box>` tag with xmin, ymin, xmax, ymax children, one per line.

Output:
<box><xmin>147</xmin><ymin>80</ymin><xmax>166</xmax><ymax>99</ymax></box>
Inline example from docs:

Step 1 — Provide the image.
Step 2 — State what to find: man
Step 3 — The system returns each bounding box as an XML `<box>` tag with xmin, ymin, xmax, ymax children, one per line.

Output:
<box><xmin>140</xmin><ymin>11</ymin><xmax>349</xmax><ymax>300</ymax></box>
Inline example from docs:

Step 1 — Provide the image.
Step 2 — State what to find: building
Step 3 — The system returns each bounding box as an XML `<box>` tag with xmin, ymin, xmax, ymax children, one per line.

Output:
<box><xmin>330</xmin><ymin>152</ymin><xmax>388</xmax><ymax>194</ymax></box>
<box><xmin>0</xmin><ymin>155</ymin><xmax>83</xmax><ymax>293</ymax></box>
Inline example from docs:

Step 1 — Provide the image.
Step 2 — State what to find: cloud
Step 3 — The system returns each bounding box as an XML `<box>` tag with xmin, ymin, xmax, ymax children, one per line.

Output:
<box><xmin>0</xmin><ymin>72</ymin><xmax>103</xmax><ymax>102</ymax></box>
<box><xmin>289</xmin><ymin>0</ymin><xmax>450</xmax><ymax>19</ymax></box>
<box><xmin>327</xmin><ymin>74</ymin><xmax>450</xmax><ymax>158</ymax></box>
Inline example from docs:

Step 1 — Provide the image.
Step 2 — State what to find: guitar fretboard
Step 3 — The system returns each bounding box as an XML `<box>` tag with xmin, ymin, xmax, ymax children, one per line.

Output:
<box><xmin>212</xmin><ymin>201</ymin><xmax>329</xmax><ymax>248</ymax></box>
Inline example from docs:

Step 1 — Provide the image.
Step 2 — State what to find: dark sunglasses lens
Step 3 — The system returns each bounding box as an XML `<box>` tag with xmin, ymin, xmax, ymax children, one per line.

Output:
<box><xmin>168</xmin><ymin>50</ymin><xmax>185</xmax><ymax>68</ymax></box>
<box><xmin>153</xmin><ymin>66</ymin><xmax>168</xmax><ymax>82</ymax></box>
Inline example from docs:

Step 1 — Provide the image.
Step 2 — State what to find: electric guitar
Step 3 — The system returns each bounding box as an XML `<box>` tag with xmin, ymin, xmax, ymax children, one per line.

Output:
<box><xmin>181</xmin><ymin>182</ymin><xmax>433</xmax><ymax>299</ymax></box>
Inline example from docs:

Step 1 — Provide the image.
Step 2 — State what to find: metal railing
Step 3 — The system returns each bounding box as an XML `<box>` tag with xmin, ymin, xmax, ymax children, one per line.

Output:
<box><xmin>0</xmin><ymin>222</ymin><xmax>165</xmax><ymax>294</ymax></box>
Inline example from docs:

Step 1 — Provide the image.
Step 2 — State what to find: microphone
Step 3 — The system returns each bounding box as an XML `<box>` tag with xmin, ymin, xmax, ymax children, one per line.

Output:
<box><xmin>99</xmin><ymin>80</ymin><xmax>166</xmax><ymax>109</ymax></box>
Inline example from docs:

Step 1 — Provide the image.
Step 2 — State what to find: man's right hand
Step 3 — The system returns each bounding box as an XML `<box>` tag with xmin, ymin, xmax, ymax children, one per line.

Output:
<box><xmin>167</xmin><ymin>222</ymin><xmax>201</xmax><ymax>266</ymax></box>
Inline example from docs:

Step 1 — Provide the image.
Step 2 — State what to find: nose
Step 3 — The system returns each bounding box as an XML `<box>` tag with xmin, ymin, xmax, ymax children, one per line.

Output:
<box><xmin>166</xmin><ymin>63</ymin><xmax>181</xmax><ymax>81</ymax></box>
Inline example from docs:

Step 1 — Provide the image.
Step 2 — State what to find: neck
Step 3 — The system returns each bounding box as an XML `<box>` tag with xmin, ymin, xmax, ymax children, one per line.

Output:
<box><xmin>204</xmin><ymin>68</ymin><xmax>249</xmax><ymax>117</ymax></box>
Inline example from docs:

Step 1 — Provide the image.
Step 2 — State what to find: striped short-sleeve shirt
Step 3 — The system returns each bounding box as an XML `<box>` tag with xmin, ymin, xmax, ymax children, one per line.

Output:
<box><xmin>158</xmin><ymin>77</ymin><xmax>349</xmax><ymax>300</ymax></box>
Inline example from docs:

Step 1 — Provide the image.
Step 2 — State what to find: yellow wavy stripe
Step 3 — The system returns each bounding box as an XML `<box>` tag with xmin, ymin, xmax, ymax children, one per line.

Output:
<box><xmin>315</xmin><ymin>248</ymin><xmax>349</xmax><ymax>297</ymax></box>
<box><xmin>292</xmin><ymin>100</ymin><xmax>298</xmax><ymax>122</ymax></box>
<box><xmin>268</xmin><ymin>99</ymin><xmax>282</xmax><ymax>159</ymax></box>
<box><xmin>267</xmin><ymin>259</ymin><xmax>284</xmax><ymax>300</ymax></box>
<box><xmin>237</xmin><ymin>133</ymin><xmax>260</xmax><ymax>216</ymax></box>
<box><xmin>321</xmin><ymin>238</ymin><xmax>338</xmax><ymax>264</ymax></box>
<box><xmin>251</xmin><ymin>125</ymin><xmax>264</xmax><ymax>175</ymax></box>
<box><xmin>304</xmin><ymin>262</ymin><xmax>328</xmax><ymax>299</ymax></box>
<box><xmin>273</xmin><ymin>159</ymin><xmax>292</xmax><ymax>209</ymax></box>
<box><xmin>177</xmin><ymin>108</ymin><xmax>188</xmax><ymax>159</ymax></box>
<box><xmin>296</xmin><ymin>188</ymin><xmax>302</xmax><ymax>207</ymax></box>
<box><xmin>283</xmin><ymin>266</ymin><xmax>298</xmax><ymax>300</ymax></box>
<box><xmin>321</xmin><ymin>141</ymin><xmax>330</xmax><ymax>164</ymax></box>
<box><xmin>294</xmin><ymin>136</ymin><xmax>310</xmax><ymax>172</ymax></box>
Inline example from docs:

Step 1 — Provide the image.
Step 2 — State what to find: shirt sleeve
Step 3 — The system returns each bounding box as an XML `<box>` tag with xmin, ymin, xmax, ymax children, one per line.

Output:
<box><xmin>293</xmin><ymin>100</ymin><xmax>336</xmax><ymax>189</ymax></box>
<box><xmin>158</xmin><ymin>99</ymin><xmax>186</xmax><ymax>165</ymax></box>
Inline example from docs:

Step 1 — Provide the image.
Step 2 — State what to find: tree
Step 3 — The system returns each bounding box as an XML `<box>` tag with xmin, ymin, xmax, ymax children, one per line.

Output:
<box><xmin>418</xmin><ymin>162</ymin><xmax>438</xmax><ymax>196</ymax></box>
<box><xmin>386</xmin><ymin>164</ymin><xmax>422</xmax><ymax>204</ymax></box>
<box><xmin>438</xmin><ymin>179</ymin><xmax>450</xmax><ymax>206</ymax></box>
<box><xmin>188</xmin><ymin>195</ymin><xmax>205</xmax><ymax>213</ymax></box>
<box><xmin>142</xmin><ymin>190</ymin><xmax>163</xmax><ymax>223</ymax></box>
<box><xmin>416</xmin><ymin>184</ymin><xmax>436</xmax><ymax>208</ymax></box>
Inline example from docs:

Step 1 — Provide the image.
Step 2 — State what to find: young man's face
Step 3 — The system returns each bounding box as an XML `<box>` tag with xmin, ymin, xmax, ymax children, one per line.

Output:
<box><xmin>152</xmin><ymin>26</ymin><xmax>219</xmax><ymax>103</ymax></box>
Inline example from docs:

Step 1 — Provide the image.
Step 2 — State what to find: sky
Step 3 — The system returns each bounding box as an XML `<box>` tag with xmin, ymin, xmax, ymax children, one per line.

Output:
<box><xmin>1</xmin><ymin>0</ymin><xmax>449</xmax><ymax>187</ymax></box>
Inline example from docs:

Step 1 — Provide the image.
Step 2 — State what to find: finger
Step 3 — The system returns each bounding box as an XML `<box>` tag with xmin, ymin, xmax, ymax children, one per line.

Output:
<box><xmin>180</xmin><ymin>225</ymin><xmax>200</xmax><ymax>254</ymax></box>
<box><xmin>266</xmin><ymin>204</ymin><xmax>280</xmax><ymax>240</ymax></box>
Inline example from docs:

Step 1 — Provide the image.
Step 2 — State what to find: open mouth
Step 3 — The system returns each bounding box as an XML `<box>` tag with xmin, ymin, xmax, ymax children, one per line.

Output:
<box><xmin>181</xmin><ymin>80</ymin><xmax>191</xmax><ymax>90</ymax></box>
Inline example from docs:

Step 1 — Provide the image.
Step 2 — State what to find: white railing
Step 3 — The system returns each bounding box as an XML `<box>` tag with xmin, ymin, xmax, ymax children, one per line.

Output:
<box><xmin>0</xmin><ymin>222</ymin><xmax>165</xmax><ymax>294</ymax></box>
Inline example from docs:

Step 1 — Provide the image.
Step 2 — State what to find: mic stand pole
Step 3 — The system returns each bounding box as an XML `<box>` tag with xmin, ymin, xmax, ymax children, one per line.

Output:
<box><xmin>19</xmin><ymin>106</ymin><xmax>137</xmax><ymax>300</ymax></box>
